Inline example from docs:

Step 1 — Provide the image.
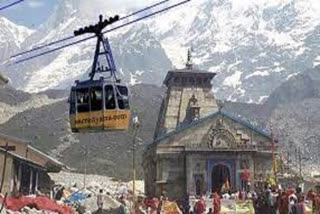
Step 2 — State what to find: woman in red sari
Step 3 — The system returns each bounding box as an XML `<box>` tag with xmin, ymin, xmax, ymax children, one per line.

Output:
<box><xmin>213</xmin><ymin>192</ymin><xmax>221</xmax><ymax>214</ymax></box>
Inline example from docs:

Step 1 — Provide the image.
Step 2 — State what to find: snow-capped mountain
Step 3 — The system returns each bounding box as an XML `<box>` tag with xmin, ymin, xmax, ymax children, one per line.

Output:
<box><xmin>0</xmin><ymin>17</ymin><xmax>33</xmax><ymax>62</ymax></box>
<box><xmin>3</xmin><ymin>0</ymin><xmax>320</xmax><ymax>103</ymax></box>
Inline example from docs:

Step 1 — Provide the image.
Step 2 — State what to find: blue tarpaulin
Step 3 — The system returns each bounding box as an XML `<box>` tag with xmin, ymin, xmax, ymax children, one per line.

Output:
<box><xmin>64</xmin><ymin>192</ymin><xmax>88</xmax><ymax>205</ymax></box>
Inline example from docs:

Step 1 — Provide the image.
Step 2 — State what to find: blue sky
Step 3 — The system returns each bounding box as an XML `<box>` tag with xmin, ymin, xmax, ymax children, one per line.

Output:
<box><xmin>0</xmin><ymin>0</ymin><xmax>180</xmax><ymax>28</ymax></box>
<box><xmin>1</xmin><ymin>0</ymin><xmax>57</xmax><ymax>28</ymax></box>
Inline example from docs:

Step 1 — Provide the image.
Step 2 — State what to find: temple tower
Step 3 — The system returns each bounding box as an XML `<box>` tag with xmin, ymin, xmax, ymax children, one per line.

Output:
<box><xmin>154</xmin><ymin>50</ymin><xmax>218</xmax><ymax>138</ymax></box>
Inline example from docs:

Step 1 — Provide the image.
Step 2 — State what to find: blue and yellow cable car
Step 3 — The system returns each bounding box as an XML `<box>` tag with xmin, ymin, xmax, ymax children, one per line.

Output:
<box><xmin>69</xmin><ymin>15</ymin><xmax>130</xmax><ymax>132</ymax></box>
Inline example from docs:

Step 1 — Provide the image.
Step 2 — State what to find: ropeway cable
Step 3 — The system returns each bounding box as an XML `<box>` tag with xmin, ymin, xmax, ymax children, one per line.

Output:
<box><xmin>0</xmin><ymin>0</ymin><xmax>24</xmax><ymax>11</ymax></box>
<box><xmin>11</xmin><ymin>0</ymin><xmax>191</xmax><ymax>65</ymax></box>
<box><xmin>10</xmin><ymin>0</ymin><xmax>170</xmax><ymax>59</ymax></box>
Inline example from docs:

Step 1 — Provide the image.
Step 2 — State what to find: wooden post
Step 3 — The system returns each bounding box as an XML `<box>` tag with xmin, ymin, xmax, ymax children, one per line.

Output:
<box><xmin>35</xmin><ymin>171</ymin><xmax>39</xmax><ymax>192</ymax></box>
<box><xmin>83</xmin><ymin>146</ymin><xmax>88</xmax><ymax>190</ymax></box>
<box><xmin>29</xmin><ymin>169</ymin><xmax>33</xmax><ymax>194</ymax></box>
<box><xmin>0</xmin><ymin>143</ymin><xmax>9</xmax><ymax>193</ymax></box>
<box><xmin>299</xmin><ymin>147</ymin><xmax>302</xmax><ymax>178</ymax></box>
<box><xmin>287</xmin><ymin>150</ymin><xmax>290</xmax><ymax>170</ymax></box>
<box><xmin>270</xmin><ymin>126</ymin><xmax>277</xmax><ymax>183</ymax></box>
<box><xmin>132</xmin><ymin>116</ymin><xmax>140</xmax><ymax>211</ymax></box>
<box><xmin>17</xmin><ymin>164</ymin><xmax>22</xmax><ymax>193</ymax></box>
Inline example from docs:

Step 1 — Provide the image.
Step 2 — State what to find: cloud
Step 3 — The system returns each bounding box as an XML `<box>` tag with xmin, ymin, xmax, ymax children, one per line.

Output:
<box><xmin>27</xmin><ymin>0</ymin><xmax>44</xmax><ymax>8</ymax></box>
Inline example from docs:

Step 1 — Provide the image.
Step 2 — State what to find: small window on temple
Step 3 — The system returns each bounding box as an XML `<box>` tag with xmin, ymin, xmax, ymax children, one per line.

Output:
<box><xmin>197</xmin><ymin>78</ymin><xmax>202</xmax><ymax>84</ymax></box>
<box><xmin>174</xmin><ymin>77</ymin><xmax>179</xmax><ymax>83</ymax></box>
<box><xmin>189</xmin><ymin>77</ymin><xmax>195</xmax><ymax>84</ymax></box>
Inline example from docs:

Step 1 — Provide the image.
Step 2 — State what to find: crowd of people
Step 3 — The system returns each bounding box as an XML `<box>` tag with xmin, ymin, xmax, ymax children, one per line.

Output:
<box><xmin>252</xmin><ymin>185</ymin><xmax>320</xmax><ymax>214</ymax></box>
<box><xmin>116</xmin><ymin>185</ymin><xmax>320</xmax><ymax>214</ymax></box>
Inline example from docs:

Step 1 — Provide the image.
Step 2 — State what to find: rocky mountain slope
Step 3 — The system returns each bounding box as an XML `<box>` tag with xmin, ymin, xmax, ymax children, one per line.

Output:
<box><xmin>2</xmin><ymin>0</ymin><xmax>320</xmax><ymax>103</ymax></box>
<box><xmin>0</xmin><ymin>84</ymin><xmax>164</xmax><ymax>180</ymax></box>
<box><xmin>1</xmin><ymin>65</ymin><xmax>320</xmax><ymax>178</ymax></box>
<box><xmin>0</xmin><ymin>17</ymin><xmax>33</xmax><ymax>61</ymax></box>
<box><xmin>224</xmin><ymin>66</ymin><xmax>320</xmax><ymax>172</ymax></box>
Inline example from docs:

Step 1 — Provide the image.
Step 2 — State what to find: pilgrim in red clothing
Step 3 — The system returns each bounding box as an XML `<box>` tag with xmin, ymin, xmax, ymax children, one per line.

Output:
<box><xmin>240</xmin><ymin>168</ymin><xmax>250</xmax><ymax>191</ymax></box>
<box><xmin>213</xmin><ymin>192</ymin><xmax>221</xmax><ymax>214</ymax></box>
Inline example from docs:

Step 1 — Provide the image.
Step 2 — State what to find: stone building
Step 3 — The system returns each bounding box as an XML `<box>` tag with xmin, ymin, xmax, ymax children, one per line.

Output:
<box><xmin>0</xmin><ymin>133</ymin><xmax>64</xmax><ymax>196</ymax></box>
<box><xmin>143</xmin><ymin>60</ymin><xmax>276</xmax><ymax>199</ymax></box>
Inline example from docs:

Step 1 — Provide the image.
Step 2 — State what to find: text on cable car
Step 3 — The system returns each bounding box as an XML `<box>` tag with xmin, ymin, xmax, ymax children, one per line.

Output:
<box><xmin>75</xmin><ymin>114</ymin><xmax>128</xmax><ymax>124</ymax></box>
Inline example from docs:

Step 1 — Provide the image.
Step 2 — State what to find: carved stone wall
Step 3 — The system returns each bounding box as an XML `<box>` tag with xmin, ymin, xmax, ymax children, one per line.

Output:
<box><xmin>144</xmin><ymin>112</ymin><xmax>275</xmax><ymax>198</ymax></box>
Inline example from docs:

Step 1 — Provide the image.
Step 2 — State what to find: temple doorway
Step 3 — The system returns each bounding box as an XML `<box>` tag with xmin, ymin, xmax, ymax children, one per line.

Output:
<box><xmin>211</xmin><ymin>164</ymin><xmax>231</xmax><ymax>193</ymax></box>
<box><xmin>194</xmin><ymin>174</ymin><xmax>204</xmax><ymax>196</ymax></box>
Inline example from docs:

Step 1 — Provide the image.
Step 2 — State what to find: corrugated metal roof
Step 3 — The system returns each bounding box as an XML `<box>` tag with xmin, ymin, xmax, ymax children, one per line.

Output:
<box><xmin>0</xmin><ymin>132</ymin><xmax>65</xmax><ymax>169</ymax></box>
<box><xmin>27</xmin><ymin>146</ymin><xmax>64</xmax><ymax>167</ymax></box>
<box><xmin>0</xmin><ymin>148</ymin><xmax>46</xmax><ymax>171</ymax></box>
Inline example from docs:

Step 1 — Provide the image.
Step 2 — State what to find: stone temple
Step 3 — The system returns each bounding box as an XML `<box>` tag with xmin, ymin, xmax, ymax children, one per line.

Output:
<box><xmin>142</xmin><ymin>58</ymin><xmax>277</xmax><ymax>199</ymax></box>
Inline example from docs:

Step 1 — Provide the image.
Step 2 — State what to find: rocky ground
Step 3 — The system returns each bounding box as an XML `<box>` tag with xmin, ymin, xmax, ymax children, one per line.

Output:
<box><xmin>49</xmin><ymin>171</ymin><xmax>144</xmax><ymax>213</ymax></box>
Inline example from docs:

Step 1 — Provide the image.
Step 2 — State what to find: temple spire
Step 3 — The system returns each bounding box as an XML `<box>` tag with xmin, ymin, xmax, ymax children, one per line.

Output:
<box><xmin>186</xmin><ymin>48</ymin><xmax>193</xmax><ymax>69</ymax></box>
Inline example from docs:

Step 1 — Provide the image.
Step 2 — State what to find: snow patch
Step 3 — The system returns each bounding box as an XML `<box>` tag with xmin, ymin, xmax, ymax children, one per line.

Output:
<box><xmin>223</xmin><ymin>70</ymin><xmax>243</xmax><ymax>88</ymax></box>
<box><xmin>286</xmin><ymin>72</ymin><xmax>299</xmax><ymax>80</ymax></box>
<box><xmin>245</xmin><ymin>70</ymin><xmax>270</xmax><ymax>79</ymax></box>
<box><xmin>0</xmin><ymin>17</ymin><xmax>34</xmax><ymax>46</ymax></box>
<box><xmin>129</xmin><ymin>71</ymin><xmax>143</xmax><ymax>85</ymax></box>
<box><xmin>258</xmin><ymin>96</ymin><xmax>268</xmax><ymax>103</ymax></box>
<box><xmin>313</xmin><ymin>56</ymin><xmax>320</xmax><ymax>67</ymax></box>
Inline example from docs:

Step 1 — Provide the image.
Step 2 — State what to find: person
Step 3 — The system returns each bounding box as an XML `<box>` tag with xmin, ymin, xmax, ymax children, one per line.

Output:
<box><xmin>195</xmin><ymin>196</ymin><xmax>206</xmax><ymax>214</ymax></box>
<box><xmin>288</xmin><ymin>195</ymin><xmax>297</xmax><ymax>214</ymax></box>
<box><xmin>213</xmin><ymin>192</ymin><xmax>221</xmax><ymax>214</ymax></box>
<box><xmin>278</xmin><ymin>190</ymin><xmax>288</xmax><ymax>214</ymax></box>
<box><xmin>182</xmin><ymin>193</ymin><xmax>190</xmax><ymax>214</ymax></box>
<box><xmin>207</xmin><ymin>208</ymin><xmax>213</xmax><ymax>214</ymax></box>
<box><xmin>119</xmin><ymin>197</ymin><xmax>129</xmax><ymax>214</ymax></box>
<box><xmin>54</xmin><ymin>186</ymin><xmax>64</xmax><ymax>201</ymax></box>
<box><xmin>97</xmin><ymin>189</ymin><xmax>104</xmax><ymax>213</ymax></box>
<box><xmin>314</xmin><ymin>194</ymin><xmax>320</xmax><ymax>214</ymax></box>
<box><xmin>105</xmin><ymin>87</ymin><xmax>115</xmax><ymax>109</ymax></box>
<box><xmin>238</xmin><ymin>189</ymin><xmax>244</xmax><ymax>200</ymax></box>
<box><xmin>292</xmin><ymin>195</ymin><xmax>305</xmax><ymax>214</ymax></box>
<box><xmin>241</xmin><ymin>168</ymin><xmax>250</xmax><ymax>191</ymax></box>
<box><xmin>265</xmin><ymin>188</ymin><xmax>276</xmax><ymax>214</ymax></box>
<box><xmin>221</xmin><ymin>177</ymin><xmax>230</xmax><ymax>193</ymax></box>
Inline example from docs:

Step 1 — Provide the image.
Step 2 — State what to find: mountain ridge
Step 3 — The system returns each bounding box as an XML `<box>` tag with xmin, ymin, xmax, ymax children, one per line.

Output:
<box><xmin>2</xmin><ymin>0</ymin><xmax>320</xmax><ymax>103</ymax></box>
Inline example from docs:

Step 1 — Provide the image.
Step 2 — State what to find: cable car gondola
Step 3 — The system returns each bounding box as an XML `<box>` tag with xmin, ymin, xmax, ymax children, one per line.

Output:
<box><xmin>69</xmin><ymin>15</ymin><xmax>130</xmax><ymax>132</ymax></box>
<box><xmin>10</xmin><ymin>1</ymin><xmax>192</xmax><ymax>132</ymax></box>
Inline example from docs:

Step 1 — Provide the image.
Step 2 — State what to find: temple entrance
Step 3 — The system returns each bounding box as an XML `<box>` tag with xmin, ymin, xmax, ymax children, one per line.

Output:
<box><xmin>211</xmin><ymin>164</ymin><xmax>231</xmax><ymax>193</ymax></box>
<box><xmin>194</xmin><ymin>174</ymin><xmax>204</xmax><ymax>196</ymax></box>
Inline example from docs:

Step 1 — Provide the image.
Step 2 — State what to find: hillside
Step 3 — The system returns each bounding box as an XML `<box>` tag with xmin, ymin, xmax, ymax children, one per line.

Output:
<box><xmin>1</xmin><ymin>66</ymin><xmax>320</xmax><ymax>178</ymax></box>
<box><xmin>0</xmin><ymin>84</ymin><xmax>164</xmax><ymax>180</ymax></box>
